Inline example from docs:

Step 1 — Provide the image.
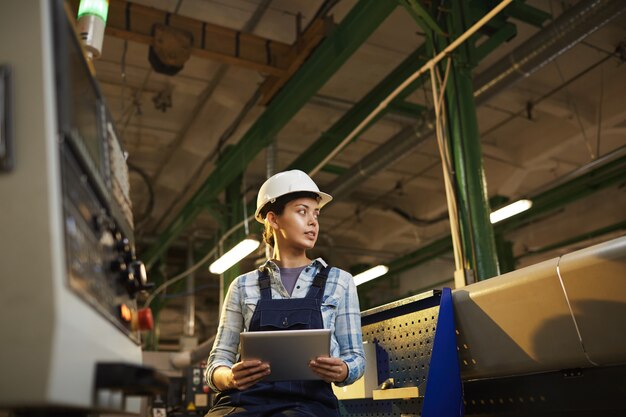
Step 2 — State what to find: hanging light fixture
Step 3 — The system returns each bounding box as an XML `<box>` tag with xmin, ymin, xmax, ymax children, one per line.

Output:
<box><xmin>490</xmin><ymin>199</ymin><xmax>533</xmax><ymax>224</ymax></box>
<box><xmin>353</xmin><ymin>265</ymin><xmax>389</xmax><ymax>286</ymax></box>
<box><xmin>209</xmin><ymin>238</ymin><xmax>260</xmax><ymax>274</ymax></box>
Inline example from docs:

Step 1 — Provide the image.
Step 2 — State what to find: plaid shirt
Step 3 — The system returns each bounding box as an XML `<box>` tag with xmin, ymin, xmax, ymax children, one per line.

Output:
<box><xmin>206</xmin><ymin>258</ymin><xmax>365</xmax><ymax>392</ymax></box>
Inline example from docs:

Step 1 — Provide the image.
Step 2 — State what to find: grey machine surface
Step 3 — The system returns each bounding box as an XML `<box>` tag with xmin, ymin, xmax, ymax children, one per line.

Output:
<box><xmin>337</xmin><ymin>236</ymin><xmax>626</xmax><ymax>416</ymax></box>
<box><xmin>240</xmin><ymin>329</ymin><xmax>331</xmax><ymax>381</ymax></box>
<box><xmin>0</xmin><ymin>1</ymin><xmax>164</xmax><ymax>414</ymax></box>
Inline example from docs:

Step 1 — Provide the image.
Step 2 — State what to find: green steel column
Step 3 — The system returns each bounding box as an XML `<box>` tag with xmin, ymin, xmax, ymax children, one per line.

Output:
<box><xmin>436</xmin><ymin>1</ymin><xmax>500</xmax><ymax>280</ymax></box>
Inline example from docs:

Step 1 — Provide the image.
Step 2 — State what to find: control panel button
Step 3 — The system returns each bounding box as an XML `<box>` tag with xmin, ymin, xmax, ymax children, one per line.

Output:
<box><xmin>131</xmin><ymin>308</ymin><xmax>154</xmax><ymax>331</ymax></box>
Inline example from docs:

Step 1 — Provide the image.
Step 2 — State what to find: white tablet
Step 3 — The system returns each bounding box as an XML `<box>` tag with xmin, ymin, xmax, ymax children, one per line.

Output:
<box><xmin>240</xmin><ymin>329</ymin><xmax>331</xmax><ymax>381</ymax></box>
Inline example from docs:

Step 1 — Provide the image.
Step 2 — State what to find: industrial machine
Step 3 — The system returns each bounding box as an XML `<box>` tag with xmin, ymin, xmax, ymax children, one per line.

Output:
<box><xmin>0</xmin><ymin>1</ymin><xmax>166</xmax><ymax>414</ymax></box>
<box><xmin>335</xmin><ymin>236</ymin><xmax>626</xmax><ymax>416</ymax></box>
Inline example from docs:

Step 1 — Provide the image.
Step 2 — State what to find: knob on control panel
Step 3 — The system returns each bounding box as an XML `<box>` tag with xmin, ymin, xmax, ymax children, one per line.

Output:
<box><xmin>123</xmin><ymin>260</ymin><xmax>154</xmax><ymax>298</ymax></box>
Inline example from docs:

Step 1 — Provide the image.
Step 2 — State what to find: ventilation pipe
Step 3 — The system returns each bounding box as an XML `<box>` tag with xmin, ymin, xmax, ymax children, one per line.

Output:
<box><xmin>473</xmin><ymin>0</ymin><xmax>626</xmax><ymax>104</ymax></box>
<box><xmin>326</xmin><ymin>0</ymin><xmax>626</xmax><ymax>199</ymax></box>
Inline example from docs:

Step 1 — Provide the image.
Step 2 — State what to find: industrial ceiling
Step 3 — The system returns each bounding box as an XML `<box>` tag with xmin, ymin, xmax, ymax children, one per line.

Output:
<box><xmin>79</xmin><ymin>0</ymin><xmax>626</xmax><ymax>350</ymax></box>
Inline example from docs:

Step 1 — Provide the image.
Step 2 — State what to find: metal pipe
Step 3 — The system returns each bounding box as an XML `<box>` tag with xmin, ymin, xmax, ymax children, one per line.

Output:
<box><xmin>473</xmin><ymin>0</ymin><xmax>626</xmax><ymax>104</ymax></box>
<box><xmin>327</xmin><ymin>0</ymin><xmax>626</xmax><ymax>200</ymax></box>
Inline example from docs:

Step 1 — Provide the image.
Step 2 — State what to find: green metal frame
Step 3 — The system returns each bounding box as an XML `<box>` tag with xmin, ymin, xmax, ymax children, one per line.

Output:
<box><xmin>505</xmin><ymin>0</ymin><xmax>552</xmax><ymax>27</ymax></box>
<box><xmin>142</xmin><ymin>0</ymin><xmax>399</xmax><ymax>269</ymax></box>
<box><xmin>398</xmin><ymin>0</ymin><xmax>445</xmax><ymax>36</ymax></box>
<box><xmin>431</xmin><ymin>1</ymin><xmax>500</xmax><ymax>280</ymax></box>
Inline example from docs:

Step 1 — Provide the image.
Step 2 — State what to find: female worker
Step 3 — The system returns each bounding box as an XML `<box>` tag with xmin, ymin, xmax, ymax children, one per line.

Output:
<box><xmin>205</xmin><ymin>169</ymin><xmax>365</xmax><ymax>417</ymax></box>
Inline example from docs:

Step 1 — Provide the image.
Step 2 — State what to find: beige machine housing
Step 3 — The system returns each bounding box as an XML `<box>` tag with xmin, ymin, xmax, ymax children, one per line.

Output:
<box><xmin>453</xmin><ymin>236</ymin><xmax>626</xmax><ymax>379</ymax></box>
<box><xmin>0</xmin><ymin>1</ymin><xmax>143</xmax><ymax>413</ymax></box>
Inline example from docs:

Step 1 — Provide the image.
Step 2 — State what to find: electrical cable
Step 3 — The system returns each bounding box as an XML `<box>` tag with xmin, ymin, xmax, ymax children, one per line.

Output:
<box><xmin>430</xmin><ymin>51</ymin><xmax>465</xmax><ymax>274</ymax></box>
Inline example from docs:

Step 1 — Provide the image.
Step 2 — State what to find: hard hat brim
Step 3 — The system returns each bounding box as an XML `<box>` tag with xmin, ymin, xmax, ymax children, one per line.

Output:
<box><xmin>255</xmin><ymin>191</ymin><xmax>332</xmax><ymax>223</ymax></box>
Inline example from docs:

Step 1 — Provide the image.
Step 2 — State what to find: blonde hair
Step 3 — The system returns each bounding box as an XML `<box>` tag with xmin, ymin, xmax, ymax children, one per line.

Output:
<box><xmin>263</xmin><ymin>220</ymin><xmax>275</xmax><ymax>248</ymax></box>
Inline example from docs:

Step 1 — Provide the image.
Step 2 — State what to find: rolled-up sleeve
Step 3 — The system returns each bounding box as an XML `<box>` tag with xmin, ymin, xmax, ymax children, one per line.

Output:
<box><xmin>205</xmin><ymin>277</ymin><xmax>244</xmax><ymax>392</ymax></box>
<box><xmin>334</xmin><ymin>271</ymin><xmax>365</xmax><ymax>387</ymax></box>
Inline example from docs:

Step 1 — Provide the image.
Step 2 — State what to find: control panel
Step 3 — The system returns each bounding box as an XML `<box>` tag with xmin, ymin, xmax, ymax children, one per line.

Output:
<box><xmin>55</xmin><ymin>0</ymin><xmax>153</xmax><ymax>341</ymax></box>
<box><xmin>61</xmin><ymin>143</ymin><xmax>151</xmax><ymax>342</ymax></box>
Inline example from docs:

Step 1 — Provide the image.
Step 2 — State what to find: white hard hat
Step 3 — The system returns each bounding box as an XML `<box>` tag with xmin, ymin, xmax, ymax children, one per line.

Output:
<box><xmin>255</xmin><ymin>170</ymin><xmax>332</xmax><ymax>223</ymax></box>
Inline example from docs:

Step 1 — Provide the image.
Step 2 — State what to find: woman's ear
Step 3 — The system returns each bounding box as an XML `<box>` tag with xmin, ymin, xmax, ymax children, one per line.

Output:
<box><xmin>266</xmin><ymin>211</ymin><xmax>280</xmax><ymax>230</ymax></box>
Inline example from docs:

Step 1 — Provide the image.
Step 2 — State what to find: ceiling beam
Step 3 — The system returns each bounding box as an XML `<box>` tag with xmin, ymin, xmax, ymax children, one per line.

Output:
<box><xmin>142</xmin><ymin>0</ymin><xmax>399</xmax><ymax>269</ymax></box>
<box><xmin>70</xmin><ymin>0</ymin><xmax>330</xmax><ymax>80</ymax></box>
<box><xmin>105</xmin><ymin>0</ymin><xmax>290</xmax><ymax>76</ymax></box>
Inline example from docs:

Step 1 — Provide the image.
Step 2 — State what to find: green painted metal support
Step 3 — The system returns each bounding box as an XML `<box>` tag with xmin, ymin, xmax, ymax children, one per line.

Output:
<box><xmin>321</xmin><ymin>164</ymin><xmax>349</xmax><ymax>176</ymax></box>
<box><xmin>289</xmin><ymin>44</ymin><xmax>431</xmax><ymax>173</ymax></box>
<box><xmin>142</xmin><ymin>0</ymin><xmax>398</xmax><ymax>269</ymax></box>
<box><xmin>506</xmin><ymin>0</ymin><xmax>552</xmax><ymax>28</ymax></box>
<box><xmin>398</xmin><ymin>0</ymin><xmax>445</xmax><ymax>36</ymax></box>
<box><xmin>434</xmin><ymin>0</ymin><xmax>500</xmax><ymax>281</ymax></box>
<box><xmin>387</xmin><ymin>100</ymin><xmax>428</xmax><ymax>118</ymax></box>
<box><xmin>475</xmin><ymin>21</ymin><xmax>517</xmax><ymax>62</ymax></box>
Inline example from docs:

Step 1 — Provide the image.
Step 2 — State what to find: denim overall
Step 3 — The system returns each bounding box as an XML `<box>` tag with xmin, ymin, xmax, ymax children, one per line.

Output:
<box><xmin>207</xmin><ymin>266</ymin><xmax>340</xmax><ymax>417</ymax></box>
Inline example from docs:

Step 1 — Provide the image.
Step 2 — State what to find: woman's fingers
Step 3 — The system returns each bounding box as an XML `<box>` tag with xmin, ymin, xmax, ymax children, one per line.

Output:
<box><xmin>309</xmin><ymin>357</ymin><xmax>347</xmax><ymax>383</ymax></box>
<box><xmin>231</xmin><ymin>360</ymin><xmax>271</xmax><ymax>390</ymax></box>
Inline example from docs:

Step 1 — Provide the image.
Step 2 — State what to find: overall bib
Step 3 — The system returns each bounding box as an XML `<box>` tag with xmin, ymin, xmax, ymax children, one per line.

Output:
<box><xmin>207</xmin><ymin>266</ymin><xmax>340</xmax><ymax>417</ymax></box>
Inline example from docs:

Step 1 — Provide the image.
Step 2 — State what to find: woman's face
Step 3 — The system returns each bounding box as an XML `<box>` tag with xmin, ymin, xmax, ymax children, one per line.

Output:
<box><xmin>270</xmin><ymin>197</ymin><xmax>320</xmax><ymax>251</ymax></box>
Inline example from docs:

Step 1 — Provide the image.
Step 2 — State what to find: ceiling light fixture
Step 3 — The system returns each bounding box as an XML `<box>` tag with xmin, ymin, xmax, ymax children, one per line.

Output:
<box><xmin>209</xmin><ymin>238</ymin><xmax>260</xmax><ymax>274</ymax></box>
<box><xmin>490</xmin><ymin>199</ymin><xmax>533</xmax><ymax>224</ymax></box>
<box><xmin>353</xmin><ymin>265</ymin><xmax>389</xmax><ymax>286</ymax></box>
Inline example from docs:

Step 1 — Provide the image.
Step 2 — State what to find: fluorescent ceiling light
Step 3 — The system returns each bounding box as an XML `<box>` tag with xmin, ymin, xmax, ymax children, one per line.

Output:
<box><xmin>490</xmin><ymin>199</ymin><xmax>533</xmax><ymax>224</ymax></box>
<box><xmin>353</xmin><ymin>265</ymin><xmax>389</xmax><ymax>286</ymax></box>
<box><xmin>209</xmin><ymin>238</ymin><xmax>260</xmax><ymax>274</ymax></box>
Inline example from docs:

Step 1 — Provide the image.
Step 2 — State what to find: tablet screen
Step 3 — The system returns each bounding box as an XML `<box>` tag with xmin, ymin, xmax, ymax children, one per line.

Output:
<box><xmin>240</xmin><ymin>329</ymin><xmax>331</xmax><ymax>381</ymax></box>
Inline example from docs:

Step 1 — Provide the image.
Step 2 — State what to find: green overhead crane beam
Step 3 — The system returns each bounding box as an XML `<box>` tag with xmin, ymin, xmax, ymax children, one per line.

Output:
<box><xmin>142</xmin><ymin>0</ymin><xmax>398</xmax><ymax>269</ymax></box>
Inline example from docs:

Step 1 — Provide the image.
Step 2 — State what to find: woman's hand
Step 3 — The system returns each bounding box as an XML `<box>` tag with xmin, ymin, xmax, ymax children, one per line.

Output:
<box><xmin>213</xmin><ymin>360</ymin><xmax>270</xmax><ymax>391</ymax></box>
<box><xmin>309</xmin><ymin>356</ymin><xmax>348</xmax><ymax>384</ymax></box>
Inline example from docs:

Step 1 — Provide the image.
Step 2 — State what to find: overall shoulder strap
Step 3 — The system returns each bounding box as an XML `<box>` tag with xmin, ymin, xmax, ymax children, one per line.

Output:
<box><xmin>258</xmin><ymin>268</ymin><xmax>272</xmax><ymax>300</ymax></box>
<box><xmin>305</xmin><ymin>265</ymin><xmax>331</xmax><ymax>299</ymax></box>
